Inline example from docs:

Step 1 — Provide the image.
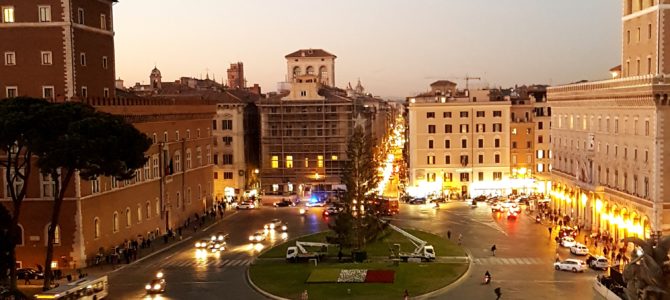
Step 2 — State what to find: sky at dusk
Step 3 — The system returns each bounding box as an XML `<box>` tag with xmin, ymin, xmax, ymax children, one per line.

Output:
<box><xmin>114</xmin><ymin>0</ymin><xmax>621</xmax><ymax>98</ymax></box>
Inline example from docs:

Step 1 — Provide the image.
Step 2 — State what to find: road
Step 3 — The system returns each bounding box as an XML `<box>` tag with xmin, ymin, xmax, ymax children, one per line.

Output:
<box><xmin>392</xmin><ymin>201</ymin><xmax>600</xmax><ymax>300</ymax></box>
<box><xmin>106</xmin><ymin>206</ymin><xmax>328</xmax><ymax>299</ymax></box>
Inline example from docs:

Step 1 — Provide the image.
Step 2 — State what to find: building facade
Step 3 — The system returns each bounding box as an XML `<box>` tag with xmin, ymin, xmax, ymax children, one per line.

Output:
<box><xmin>0</xmin><ymin>0</ymin><xmax>117</xmax><ymax>100</ymax></box>
<box><xmin>407</xmin><ymin>83</ymin><xmax>512</xmax><ymax>199</ymax></box>
<box><xmin>548</xmin><ymin>0</ymin><xmax>670</xmax><ymax>239</ymax></box>
<box><xmin>227</xmin><ymin>62</ymin><xmax>245</xmax><ymax>89</ymax></box>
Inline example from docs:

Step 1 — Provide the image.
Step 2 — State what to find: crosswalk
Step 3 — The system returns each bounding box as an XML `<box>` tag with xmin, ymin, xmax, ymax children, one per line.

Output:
<box><xmin>472</xmin><ymin>257</ymin><xmax>550</xmax><ymax>265</ymax></box>
<box><xmin>158</xmin><ymin>258</ymin><xmax>254</xmax><ymax>268</ymax></box>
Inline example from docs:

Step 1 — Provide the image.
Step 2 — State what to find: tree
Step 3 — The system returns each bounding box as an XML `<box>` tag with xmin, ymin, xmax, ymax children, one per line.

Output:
<box><xmin>622</xmin><ymin>236</ymin><xmax>670</xmax><ymax>300</ymax></box>
<box><xmin>330</xmin><ymin>126</ymin><xmax>382</xmax><ymax>250</ymax></box>
<box><xmin>33</xmin><ymin>102</ymin><xmax>152</xmax><ymax>290</ymax></box>
<box><xmin>0</xmin><ymin>97</ymin><xmax>50</xmax><ymax>290</ymax></box>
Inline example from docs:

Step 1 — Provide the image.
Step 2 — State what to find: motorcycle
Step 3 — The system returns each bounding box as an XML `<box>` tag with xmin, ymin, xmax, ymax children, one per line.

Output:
<box><xmin>299</xmin><ymin>208</ymin><xmax>308</xmax><ymax>216</ymax></box>
<box><xmin>483</xmin><ymin>274</ymin><xmax>491</xmax><ymax>285</ymax></box>
<box><xmin>535</xmin><ymin>215</ymin><xmax>542</xmax><ymax>223</ymax></box>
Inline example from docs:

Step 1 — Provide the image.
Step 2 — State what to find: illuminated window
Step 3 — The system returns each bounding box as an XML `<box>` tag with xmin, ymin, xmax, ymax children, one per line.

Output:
<box><xmin>537</xmin><ymin>164</ymin><xmax>544</xmax><ymax>172</ymax></box>
<box><xmin>512</xmin><ymin>128</ymin><xmax>517</xmax><ymax>135</ymax></box>
<box><xmin>331</xmin><ymin>155</ymin><xmax>338</xmax><ymax>161</ymax></box>
<box><xmin>537</xmin><ymin>150</ymin><xmax>544</xmax><ymax>159</ymax></box>
<box><xmin>271</xmin><ymin>156</ymin><xmax>279</xmax><ymax>169</ymax></box>
<box><xmin>2</xmin><ymin>6</ymin><xmax>14</xmax><ymax>23</ymax></box>
<box><xmin>318</xmin><ymin>155</ymin><xmax>324</xmax><ymax>167</ymax></box>
<box><xmin>94</xmin><ymin>218</ymin><xmax>100</xmax><ymax>239</ymax></box>
<box><xmin>304</xmin><ymin>158</ymin><xmax>309</xmax><ymax>167</ymax></box>
<box><xmin>286</xmin><ymin>156</ymin><xmax>293</xmax><ymax>168</ymax></box>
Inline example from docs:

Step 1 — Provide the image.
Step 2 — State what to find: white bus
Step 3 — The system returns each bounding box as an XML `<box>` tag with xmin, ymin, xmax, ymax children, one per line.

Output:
<box><xmin>34</xmin><ymin>275</ymin><xmax>108</xmax><ymax>300</ymax></box>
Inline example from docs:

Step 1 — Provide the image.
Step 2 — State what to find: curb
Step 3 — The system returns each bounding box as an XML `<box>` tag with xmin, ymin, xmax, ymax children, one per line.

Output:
<box><xmin>412</xmin><ymin>240</ymin><xmax>473</xmax><ymax>300</ymax></box>
<box><xmin>110</xmin><ymin>211</ymin><xmax>238</xmax><ymax>274</ymax></box>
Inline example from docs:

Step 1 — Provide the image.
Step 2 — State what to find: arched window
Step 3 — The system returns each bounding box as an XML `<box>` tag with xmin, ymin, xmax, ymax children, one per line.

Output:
<box><xmin>45</xmin><ymin>223</ymin><xmax>61</xmax><ymax>245</ymax></box>
<box><xmin>198</xmin><ymin>184</ymin><xmax>202</xmax><ymax>201</ymax></box>
<box><xmin>306</xmin><ymin>66</ymin><xmax>315</xmax><ymax>75</ymax></box>
<box><xmin>146</xmin><ymin>201</ymin><xmax>151</xmax><ymax>219</ymax></box>
<box><xmin>185</xmin><ymin>149</ymin><xmax>192</xmax><ymax>169</ymax></box>
<box><xmin>16</xmin><ymin>224</ymin><xmax>24</xmax><ymax>246</ymax></box>
<box><xmin>155</xmin><ymin>199</ymin><xmax>160</xmax><ymax>216</ymax></box>
<box><xmin>292</xmin><ymin>66</ymin><xmax>301</xmax><ymax>77</ymax></box>
<box><xmin>177</xmin><ymin>192</ymin><xmax>182</xmax><ymax>208</ymax></box>
<box><xmin>137</xmin><ymin>204</ymin><xmax>142</xmax><ymax>223</ymax></box>
<box><xmin>319</xmin><ymin>66</ymin><xmax>327</xmax><ymax>79</ymax></box>
<box><xmin>94</xmin><ymin>218</ymin><xmax>100</xmax><ymax>239</ymax></box>
<box><xmin>112</xmin><ymin>211</ymin><xmax>119</xmax><ymax>233</ymax></box>
<box><xmin>125</xmin><ymin>207</ymin><xmax>131</xmax><ymax>228</ymax></box>
<box><xmin>187</xmin><ymin>187</ymin><xmax>192</xmax><ymax>205</ymax></box>
<box><xmin>174</xmin><ymin>151</ymin><xmax>181</xmax><ymax>172</ymax></box>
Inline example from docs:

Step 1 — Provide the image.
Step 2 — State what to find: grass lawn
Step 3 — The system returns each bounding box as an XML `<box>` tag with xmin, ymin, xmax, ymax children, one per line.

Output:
<box><xmin>251</xmin><ymin>228</ymin><xmax>468</xmax><ymax>299</ymax></box>
<box><xmin>259</xmin><ymin>228</ymin><xmax>465</xmax><ymax>259</ymax></box>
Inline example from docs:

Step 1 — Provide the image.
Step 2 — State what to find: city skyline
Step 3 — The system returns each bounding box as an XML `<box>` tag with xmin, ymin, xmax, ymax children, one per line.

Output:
<box><xmin>114</xmin><ymin>0</ymin><xmax>621</xmax><ymax>98</ymax></box>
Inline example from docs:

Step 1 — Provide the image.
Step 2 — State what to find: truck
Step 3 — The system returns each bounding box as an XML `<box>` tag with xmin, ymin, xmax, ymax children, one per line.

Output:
<box><xmin>286</xmin><ymin>241</ymin><xmax>338</xmax><ymax>262</ymax></box>
<box><xmin>387</xmin><ymin>222</ymin><xmax>436</xmax><ymax>262</ymax></box>
<box><xmin>378</xmin><ymin>197</ymin><xmax>400</xmax><ymax>216</ymax></box>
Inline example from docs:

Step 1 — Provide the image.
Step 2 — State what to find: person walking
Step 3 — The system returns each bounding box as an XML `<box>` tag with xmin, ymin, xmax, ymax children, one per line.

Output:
<box><xmin>403</xmin><ymin>289</ymin><xmax>409</xmax><ymax>300</ymax></box>
<box><xmin>458</xmin><ymin>233</ymin><xmax>463</xmax><ymax>245</ymax></box>
<box><xmin>555</xmin><ymin>251</ymin><xmax>560</xmax><ymax>262</ymax></box>
<box><xmin>494</xmin><ymin>287</ymin><xmax>502</xmax><ymax>300</ymax></box>
<box><xmin>491</xmin><ymin>244</ymin><xmax>497</xmax><ymax>256</ymax></box>
<box><xmin>447</xmin><ymin>230</ymin><xmax>452</xmax><ymax>240</ymax></box>
<box><xmin>301</xmin><ymin>289</ymin><xmax>309</xmax><ymax>300</ymax></box>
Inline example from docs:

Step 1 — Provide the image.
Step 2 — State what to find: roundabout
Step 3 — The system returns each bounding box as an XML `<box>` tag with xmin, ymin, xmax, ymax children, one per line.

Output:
<box><xmin>248</xmin><ymin>228</ymin><xmax>469</xmax><ymax>300</ymax></box>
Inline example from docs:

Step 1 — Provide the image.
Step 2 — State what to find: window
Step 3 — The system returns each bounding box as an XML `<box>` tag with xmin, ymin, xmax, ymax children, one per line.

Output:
<box><xmin>94</xmin><ymin>218</ymin><xmax>100</xmax><ymax>239</ymax></box>
<box><xmin>512</xmin><ymin>128</ymin><xmax>517</xmax><ymax>135</ymax></box>
<box><xmin>196</xmin><ymin>147</ymin><xmax>202</xmax><ymax>166</ymax></box>
<box><xmin>174</xmin><ymin>151</ymin><xmax>181</xmax><ymax>172</ymax></box>
<box><xmin>649</xmin><ymin>23</ymin><xmax>652</xmax><ymax>39</ymax></box>
<box><xmin>300</xmin><ymin>91</ymin><xmax>307</xmax><ymax>97</ymax></box>
<box><xmin>41</xmin><ymin>51</ymin><xmax>53</xmax><ymax>65</ymax></box>
<box><xmin>426</xmin><ymin>156</ymin><xmax>436</xmax><ymax>165</ymax></box>
<box><xmin>317</xmin><ymin>155</ymin><xmax>324</xmax><ymax>167</ymax></box>
<box><xmin>304</xmin><ymin>157</ymin><xmax>309</xmax><ymax>167</ymax></box>
<box><xmin>443</xmin><ymin>112</ymin><xmax>452</xmax><ymax>118</ymax></box>
<box><xmin>478</xmin><ymin>139</ymin><xmax>483</xmax><ymax>148</ymax></box>
<box><xmin>494</xmin><ymin>139</ymin><xmax>500</xmax><ymax>148</ymax></box>
<box><xmin>478</xmin><ymin>154</ymin><xmax>484</xmax><ymax>164</ymax></box>
<box><xmin>493</xmin><ymin>172</ymin><xmax>502</xmax><ymax>181</ymax></box>
<box><xmin>223</xmin><ymin>136</ymin><xmax>232</xmax><ymax>145</ymax></box>
<box><xmin>103</xmin><ymin>88</ymin><xmax>109</xmax><ymax>98</ymax></box>
<box><xmin>445</xmin><ymin>155</ymin><xmax>451</xmax><ymax>164</ymax></box>
<box><xmin>645</xmin><ymin>150</ymin><xmax>649</xmax><ymax>162</ymax></box>
<box><xmin>475</xmin><ymin>123</ymin><xmax>485</xmax><ymax>133</ymax></box>
<box><xmin>476</xmin><ymin>111</ymin><xmax>485</xmax><ymax>117</ymax></box>
<box><xmin>426</xmin><ymin>112</ymin><xmax>435</xmax><ymax>118</ymax></box>
<box><xmin>460</xmin><ymin>111</ymin><xmax>468</xmax><ymax>118</ymax></box>
<box><xmin>645</xmin><ymin>120</ymin><xmax>650</xmax><ymax>136</ymax></box>
<box><xmin>461</xmin><ymin>139</ymin><xmax>467</xmax><ymax>148</ymax></box>
<box><xmin>493</xmin><ymin>111</ymin><xmax>502</xmax><ymax>117</ymax></box>
<box><xmin>444</xmin><ymin>173</ymin><xmax>453</xmax><ymax>182</ymax></box>
<box><xmin>460</xmin><ymin>124</ymin><xmax>469</xmax><ymax>133</ymax></box>
<box><xmin>2</xmin><ymin>6</ymin><xmax>14</xmax><ymax>23</ymax></box>
<box><xmin>77</xmin><ymin>8</ymin><xmax>85</xmax><ymax>24</ymax></box>
<box><xmin>184</xmin><ymin>151</ymin><xmax>191</xmax><ymax>170</ymax></box>
<box><xmin>6</xmin><ymin>86</ymin><xmax>17</xmax><ymax>98</ymax></box>
<box><xmin>42</xmin><ymin>86</ymin><xmax>54</xmax><ymax>100</ymax></box>
<box><xmin>39</xmin><ymin>6</ymin><xmax>51</xmax><ymax>22</ymax></box>
<box><xmin>112</xmin><ymin>212</ymin><xmax>119</xmax><ymax>233</ymax></box>
<box><xmin>460</xmin><ymin>173</ymin><xmax>469</xmax><ymax>182</ymax></box>
<box><xmin>91</xmin><ymin>177</ymin><xmax>100</xmax><ymax>193</ymax></box>
<box><xmin>648</xmin><ymin>57</ymin><xmax>652</xmax><ymax>74</ymax></box>
<box><xmin>538</xmin><ymin>122</ymin><xmax>543</xmax><ymax>130</ymax></box>
<box><xmin>206</xmin><ymin>146</ymin><xmax>211</xmax><ymax>164</ymax></box>
<box><xmin>644</xmin><ymin>177</ymin><xmax>649</xmax><ymax>198</ymax></box>
<box><xmin>137</xmin><ymin>204</ymin><xmax>142</xmax><ymax>223</ymax></box>
<box><xmin>224</xmin><ymin>172</ymin><xmax>233</xmax><ymax>179</ymax></box>
<box><xmin>222</xmin><ymin>154</ymin><xmax>233</xmax><ymax>165</ymax></box>
<box><xmin>460</xmin><ymin>155</ymin><xmax>469</xmax><ymax>166</ymax></box>
<box><xmin>4</xmin><ymin>52</ymin><xmax>15</xmax><ymax>65</ymax></box>
<box><xmin>186</xmin><ymin>129</ymin><xmax>191</xmax><ymax>139</ymax></box>
<box><xmin>80</xmin><ymin>53</ymin><xmax>86</xmax><ymax>66</ymax></box>
<box><xmin>100</xmin><ymin>14</ymin><xmax>107</xmax><ymax>30</ymax></box>
<box><xmin>537</xmin><ymin>150</ymin><xmax>544</xmax><ymax>159</ymax></box>
<box><xmin>155</xmin><ymin>200</ymin><xmax>160</xmax><ymax>216</ymax></box>
<box><xmin>445</xmin><ymin>125</ymin><xmax>452</xmax><ymax>133</ymax></box>
<box><xmin>478</xmin><ymin>172</ymin><xmax>484</xmax><ymax>181</ymax></box>
<box><xmin>492</xmin><ymin>123</ymin><xmax>502</xmax><ymax>132</ymax></box>
<box><xmin>146</xmin><ymin>202</ymin><xmax>151</xmax><ymax>219</ymax></box>
<box><xmin>444</xmin><ymin>139</ymin><xmax>451</xmax><ymax>148</ymax></box>
<box><xmin>538</xmin><ymin>135</ymin><xmax>543</xmax><ymax>144</ymax></box>
<box><xmin>102</xmin><ymin>56</ymin><xmax>108</xmax><ymax>69</ymax></box>
<box><xmin>286</xmin><ymin>156</ymin><xmax>294</xmax><ymax>168</ymax></box>
<box><xmin>271</xmin><ymin>156</ymin><xmax>279</xmax><ymax>168</ymax></box>
<box><xmin>331</xmin><ymin>155</ymin><xmax>338</xmax><ymax>161</ymax></box>
<box><xmin>44</xmin><ymin>224</ymin><xmax>60</xmax><ymax>245</ymax></box>
<box><xmin>627</xmin><ymin>30</ymin><xmax>631</xmax><ymax>44</ymax></box>
<box><xmin>81</xmin><ymin>86</ymin><xmax>87</xmax><ymax>98</ymax></box>
<box><xmin>125</xmin><ymin>208</ymin><xmax>131</xmax><ymax>228</ymax></box>
<box><xmin>428</xmin><ymin>140</ymin><xmax>434</xmax><ymax>149</ymax></box>
<box><xmin>512</xmin><ymin>155</ymin><xmax>517</xmax><ymax>164</ymax></box>
<box><xmin>512</xmin><ymin>142</ymin><xmax>517</xmax><ymax>149</ymax></box>
<box><xmin>495</xmin><ymin>154</ymin><xmax>500</xmax><ymax>164</ymax></box>
<box><xmin>212</xmin><ymin>120</ymin><xmax>217</xmax><ymax>130</ymax></box>
<box><xmin>428</xmin><ymin>125</ymin><xmax>436</xmax><ymax>133</ymax></box>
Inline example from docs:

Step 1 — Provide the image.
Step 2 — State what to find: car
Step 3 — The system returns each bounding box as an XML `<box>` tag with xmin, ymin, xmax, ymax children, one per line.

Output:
<box><xmin>249</xmin><ymin>231</ymin><xmax>266</xmax><ymax>243</ymax></box>
<box><xmin>306</xmin><ymin>201</ymin><xmax>327</xmax><ymax>207</ymax></box>
<box><xmin>400</xmin><ymin>195</ymin><xmax>413</xmax><ymax>203</ymax></box>
<box><xmin>560</xmin><ymin>236</ymin><xmax>577</xmax><ymax>248</ymax></box>
<box><xmin>490</xmin><ymin>202</ymin><xmax>503</xmax><ymax>212</ymax></box>
<box><xmin>211</xmin><ymin>232</ymin><xmax>229</xmax><ymax>243</ymax></box>
<box><xmin>554</xmin><ymin>258</ymin><xmax>588</xmax><ymax>273</ymax></box>
<box><xmin>507</xmin><ymin>209</ymin><xmax>519</xmax><ymax>219</ymax></box>
<box><xmin>322</xmin><ymin>206</ymin><xmax>340</xmax><ymax>217</ymax></box>
<box><xmin>265</xmin><ymin>219</ymin><xmax>287</xmax><ymax>231</ymax></box>
<box><xmin>500</xmin><ymin>200</ymin><xmax>515</xmax><ymax>209</ymax></box>
<box><xmin>586</xmin><ymin>255</ymin><xmax>609</xmax><ymax>270</ymax></box>
<box><xmin>237</xmin><ymin>201</ymin><xmax>256</xmax><ymax>210</ymax></box>
<box><xmin>431</xmin><ymin>197</ymin><xmax>447</xmax><ymax>204</ymax></box>
<box><xmin>273</xmin><ymin>199</ymin><xmax>295</xmax><ymax>207</ymax></box>
<box><xmin>408</xmin><ymin>198</ymin><xmax>426</xmax><ymax>205</ymax></box>
<box><xmin>208</xmin><ymin>241</ymin><xmax>225</xmax><ymax>253</ymax></box>
<box><xmin>16</xmin><ymin>268</ymin><xmax>43</xmax><ymax>280</ymax></box>
<box><xmin>145</xmin><ymin>272</ymin><xmax>166</xmax><ymax>294</ymax></box>
<box><xmin>558</xmin><ymin>227</ymin><xmax>578</xmax><ymax>238</ymax></box>
<box><xmin>570</xmin><ymin>243</ymin><xmax>589</xmax><ymax>255</ymax></box>
<box><xmin>508</xmin><ymin>204</ymin><xmax>520</xmax><ymax>213</ymax></box>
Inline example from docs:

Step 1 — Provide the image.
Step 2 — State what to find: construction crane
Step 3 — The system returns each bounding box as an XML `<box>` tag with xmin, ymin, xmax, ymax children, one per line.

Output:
<box><xmin>464</xmin><ymin>75</ymin><xmax>481</xmax><ymax>92</ymax></box>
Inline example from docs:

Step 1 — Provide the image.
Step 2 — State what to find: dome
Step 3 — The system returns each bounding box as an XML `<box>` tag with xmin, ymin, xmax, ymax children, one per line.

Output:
<box><xmin>150</xmin><ymin>66</ymin><xmax>161</xmax><ymax>78</ymax></box>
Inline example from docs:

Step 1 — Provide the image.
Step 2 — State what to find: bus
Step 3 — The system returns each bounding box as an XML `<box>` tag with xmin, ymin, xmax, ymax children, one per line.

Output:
<box><xmin>34</xmin><ymin>275</ymin><xmax>108</xmax><ymax>300</ymax></box>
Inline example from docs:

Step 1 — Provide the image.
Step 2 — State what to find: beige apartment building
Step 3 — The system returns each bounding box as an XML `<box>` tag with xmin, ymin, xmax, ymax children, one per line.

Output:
<box><xmin>407</xmin><ymin>83</ymin><xmax>512</xmax><ymax>199</ymax></box>
<box><xmin>548</xmin><ymin>0</ymin><xmax>670</xmax><ymax>239</ymax></box>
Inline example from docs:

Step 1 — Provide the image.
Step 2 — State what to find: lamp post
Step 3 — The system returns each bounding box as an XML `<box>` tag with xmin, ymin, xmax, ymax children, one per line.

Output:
<box><xmin>254</xmin><ymin>168</ymin><xmax>261</xmax><ymax>195</ymax></box>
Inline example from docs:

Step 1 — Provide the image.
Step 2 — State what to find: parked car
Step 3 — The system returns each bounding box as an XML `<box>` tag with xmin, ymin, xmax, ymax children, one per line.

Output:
<box><xmin>554</xmin><ymin>259</ymin><xmax>588</xmax><ymax>272</ymax></box>
<box><xmin>273</xmin><ymin>199</ymin><xmax>295</xmax><ymax>207</ymax></box>
<box><xmin>491</xmin><ymin>202</ymin><xmax>503</xmax><ymax>212</ymax></box>
<box><xmin>570</xmin><ymin>243</ymin><xmax>589</xmax><ymax>255</ymax></box>
<box><xmin>586</xmin><ymin>255</ymin><xmax>609</xmax><ymax>270</ymax></box>
<box><xmin>560</xmin><ymin>236</ymin><xmax>577</xmax><ymax>248</ymax></box>
<box><xmin>408</xmin><ymin>198</ymin><xmax>426</xmax><ymax>205</ymax></box>
<box><xmin>264</xmin><ymin>219</ymin><xmax>287</xmax><ymax>231</ymax></box>
<box><xmin>16</xmin><ymin>268</ymin><xmax>44</xmax><ymax>280</ymax></box>
<box><xmin>237</xmin><ymin>201</ymin><xmax>256</xmax><ymax>209</ymax></box>
<box><xmin>322</xmin><ymin>206</ymin><xmax>341</xmax><ymax>217</ymax></box>
<box><xmin>558</xmin><ymin>227</ymin><xmax>578</xmax><ymax>238</ymax></box>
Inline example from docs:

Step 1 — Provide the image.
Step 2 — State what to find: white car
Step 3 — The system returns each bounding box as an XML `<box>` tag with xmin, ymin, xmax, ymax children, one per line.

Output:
<box><xmin>491</xmin><ymin>203</ymin><xmax>503</xmax><ymax>212</ymax></box>
<box><xmin>500</xmin><ymin>201</ymin><xmax>515</xmax><ymax>209</ymax></box>
<box><xmin>264</xmin><ymin>219</ymin><xmax>287</xmax><ymax>231</ymax></box>
<box><xmin>560</xmin><ymin>237</ymin><xmax>577</xmax><ymax>248</ymax></box>
<box><xmin>237</xmin><ymin>201</ymin><xmax>256</xmax><ymax>209</ymax></box>
<box><xmin>249</xmin><ymin>231</ymin><xmax>266</xmax><ymax>243</ymax></box>
<box><xmin>554</xmin><ymin>259</ymin><xmax>588</xmax><ymax>272</ymax></box>
<box><xmin>570</xmin><ymin>243</ymin><xmax>589</xmax><ymax>255</ymax></box>
<box><xmin>588</xmin><ymin>255</ymin><xmax>609</xmax><ymax>270</ymax></box>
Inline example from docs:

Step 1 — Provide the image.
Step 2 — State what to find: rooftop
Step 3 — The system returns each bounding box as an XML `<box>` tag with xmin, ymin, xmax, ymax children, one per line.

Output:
<box><xmin>285</xmin><ymin>49</ymin><xmax>336</xmax><ymax>59</ymax></box>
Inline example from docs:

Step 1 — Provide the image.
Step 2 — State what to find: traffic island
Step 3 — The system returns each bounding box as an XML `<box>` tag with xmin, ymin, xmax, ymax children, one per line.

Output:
<box><xmin>248</xmin><ymin>229</ymin><xmax>469</xmax><ymax>300</ymax></box>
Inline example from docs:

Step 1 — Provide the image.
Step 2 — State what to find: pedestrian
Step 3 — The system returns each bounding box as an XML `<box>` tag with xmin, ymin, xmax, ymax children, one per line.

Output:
<box><xmin>594</xmin><ymin>239</ymin><xmax>598</xmax><ymax>248</ymax></box>
<box><xmin>491</xmin><ymin>244</ymin><xmax>497</xmax><ymax>256</ymax></box>
<box><xmin>555</xmin><ymin>251</ymin><xmax>560</xmax><ymax>262</ymax></box>
<box><xmin>603</xmin><ymin>246</ymin><xmax>609</xmax><ymax>257</ymax></box>
<box><xmin>24</xmin><ymin>275</ymin><xmax>31</xmax><ymax>285</ymax></box>
<box><xmin>458</xmin><ymin>233</ymin><xmax>463</xmax><ymax>245</ymax></box>
<box><xmin>301</xmin><ymin>289</ymin><xmax>309</xmax><ymax>300</ymax></box>
<box><xmin>584</xmin><ymin>236</ymin><xmax>589</xmax><ymax>246</ymax></box>
<box><xmin>338</xmin><ymin>250</ymin><xmax>343</xmax><ymax>262</ymax></box>
<box><xmin>404</xmin><ymin>289</ymin><xmax>409</xmax><ymax>300</ymax></box>
<box><xmin>494</xmin><ymin>287</ymin><xmax>502</xmax><ymax>300</ymax></box>
<box><xmin>447</xmin><ymin>230</ymin><xmax>451</xmax><ymax>240</ymax></box>
<box><xmin>548</xmin><ymin>227</ymin><xmax>553</xmax><ymax>236</ymax></box>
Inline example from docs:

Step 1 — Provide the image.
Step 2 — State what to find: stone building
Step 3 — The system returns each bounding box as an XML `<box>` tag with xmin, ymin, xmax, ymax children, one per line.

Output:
<box><xmin>548</xmin><ymin>0</ymin><xmax>670</xmax><ymax>239</ymax></box>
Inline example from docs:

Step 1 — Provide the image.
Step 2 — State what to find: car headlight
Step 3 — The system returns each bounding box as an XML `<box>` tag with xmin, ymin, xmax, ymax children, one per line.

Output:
<box><xmin>145</xmin><ymin>284</ymin><xmax>152</xmax><ymax>290</ymax></box>
<box><xmin>211</xmin><ymin>236</ymin><xmax>216</xmax><ymax>241</ymax></box>
<box><xmin>153</xmin><ymin>284</ymin><xmax>161</xmax><ymax>290</ymax></box>
<box><xmin>282</xmin><ymin>225</ymin><xmax>287</xmax><ymax>231</ymax></box>
<box><xmin>256</xmin><ymin>236</ymin><xmax>262</xmax><ymax>241</ymax></box>
<box><xmin>250</xmin><ymin>205</ymin><xmax>255</xmax><ymax>208</ymax></box>
<box><xmin>249</xmin><ymin>236</ymin><xmax>254</xmax><ymax>241</ymax></box>
<box><xmin>270</xmin><ymin>224</ymin><xmax>275</xmax><ymax>229</ymax></box>
<box><xmin>264</xmin><ymin>224</ymin><xmax>269</xmax><ymax>229</ymax></box>
<box><xmin>195</xmin><ymin>242</ymin><xmax>201</xmax><ymax>247</ymax></box>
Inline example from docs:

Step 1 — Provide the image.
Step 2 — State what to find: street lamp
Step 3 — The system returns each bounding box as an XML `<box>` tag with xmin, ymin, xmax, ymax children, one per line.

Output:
<box><xmin>254</xmin><ymin>168</ymin><xmax>261</xmax><ymax>194</ymax></box>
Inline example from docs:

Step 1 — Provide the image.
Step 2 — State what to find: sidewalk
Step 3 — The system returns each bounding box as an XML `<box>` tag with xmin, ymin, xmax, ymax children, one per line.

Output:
<box><xmin>18</xmin><ymin>209</ymin><xmax>237</xmax><ymax>294</ymax></box>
